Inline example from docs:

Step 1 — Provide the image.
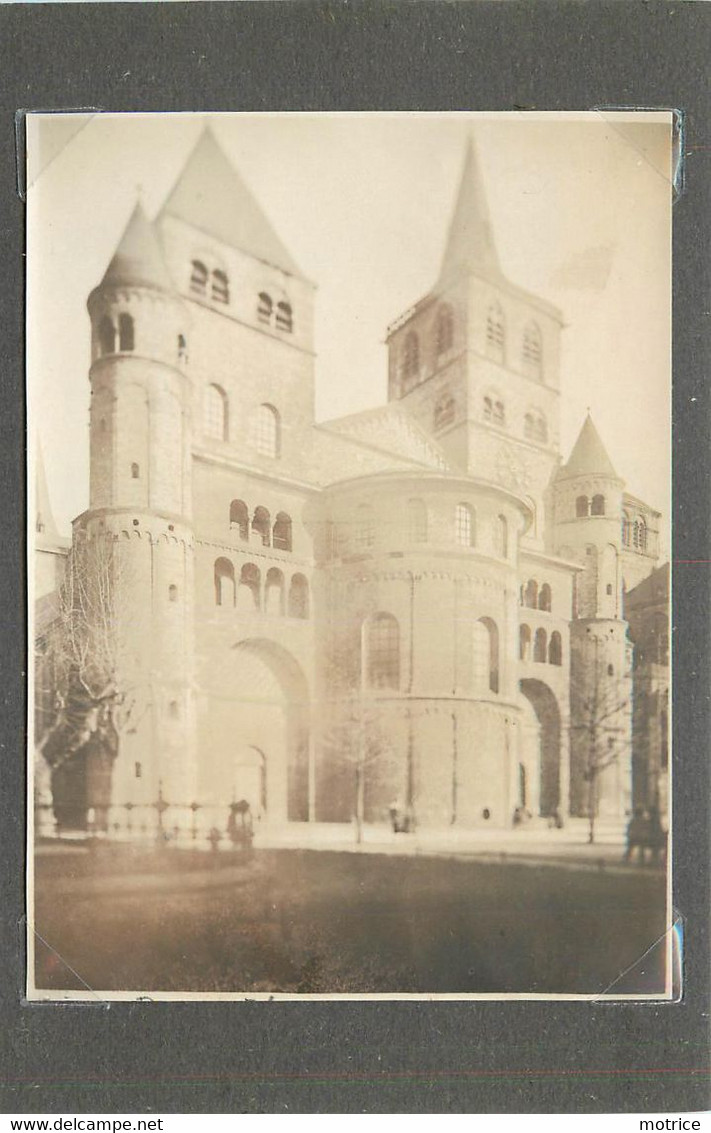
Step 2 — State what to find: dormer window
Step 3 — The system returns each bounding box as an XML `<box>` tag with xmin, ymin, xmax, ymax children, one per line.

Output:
<box><xmin>257</xmin><ymin>292</ymin><xmax>273</xmax><ymax>325</ymax></box>
<box><xmin>190</xmin><ymin>260</ymin><xmax>208</xmax><ymax>297</ymax></box>
<box><xmin>276</xmin><ymin>301</ymin><xmax>293</xmax><ymax>333</ymax></box>
<box><xmin>211</xmin><ymin>269</ymin><xmax>229</xmax><ymax>304</ymax></box>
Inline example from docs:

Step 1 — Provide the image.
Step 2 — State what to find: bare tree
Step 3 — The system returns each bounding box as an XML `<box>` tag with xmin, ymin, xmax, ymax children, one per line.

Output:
<box><xmin>320</xmin><ymin>693</ymin><xmax>396</xmax><ymax>844</ymax></box>
<box><xmin>570</xmin><ymin>650</ymin><xmax>632</xmax><ymax>844</ymax></box>
<box><xmin>34</xmin><ymin>529</ymin><xmax>138</xmax><ymax>828</ymax></box>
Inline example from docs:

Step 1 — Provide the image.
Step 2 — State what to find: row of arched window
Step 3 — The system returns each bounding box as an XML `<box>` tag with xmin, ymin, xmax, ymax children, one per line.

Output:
<box><xmin>98</xmin><ymin>313</ymin><xmax>134</xmax><ymax>356</ymax></box>
<box><xmin>229</xmin><ymin>501</ymin><xmax>292</xmax><ymax>551</ymax></box>
<box><xmin>203</xmin><ymin>386</ymin><xmax>281</xmax><ymax>457</ymax></box>
<box><xmin>257</xmin><ymin>293</ymin><xmax>294</xmax><ymax>333</ymax></box>
<box><xmin>190</xmin><ymin>260</ymin><xmax>230</xmax><ymax>304</ymax></box>
<box><xmin>97</xmin><ymin>315</ymin><xmax>190</xmax><ymax>364</ymax></box>
<box><xmin>576</xmin><ymin>494</ymin><xmax>606</xmax><ymax>518</ymax></box>
<box><xmin>214</xmin><ymin>558</ymin><xmax>309</xmax><ymax>618</ymax></box>
<box><xmin>189</xmin><ymin>261</ymin><xmax>295</xmax><ymax>332</ymax></box>
<box><xmin>332</xmin><ymin>502</ymin><xmax>508</xmax><ymax>557</ymax></box>
<box><xmin>432</xmin><ymin>388</ymin><xmax>548</xmax><ymax>443</ymax></box>
<box><xmin>520</xmin><ymin>580</ymin><xmax>552</xmax><ymax>612</ymax></box>
<box><xmin>622</xmin><ymin>513</ymin><xmax>648</xmax><ymax>551</ymax></box>
<box><xmin>362</xmin><ymin>612</ymin><xmax>500</xmax><ymax>693</ymax></box>
<box><xmin>399</xmin><ymin>305</ymin><xmax>543</xmax><ymax>392</ymax></box>
<box><xmin>520</xmin><ymin>626</ymin><xmax>562</xmax><ymax>666</ymax></box>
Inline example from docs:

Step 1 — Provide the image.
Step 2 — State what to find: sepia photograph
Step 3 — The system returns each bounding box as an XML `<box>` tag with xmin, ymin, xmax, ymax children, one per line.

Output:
<box><xmin>27</xmin><ymin>111</ymin><xmax>673</xmax><ymax>1000</ymax></box>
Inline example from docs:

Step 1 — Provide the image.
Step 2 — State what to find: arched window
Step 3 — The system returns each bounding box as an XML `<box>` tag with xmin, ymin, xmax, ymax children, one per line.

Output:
<box><xmin>435</xmin><ymin>304</ymin><xmax>454</xmax><ymax>356</ymax></box>
<box><xmin>524</xmin><ymin>579</ymin><xmax>538</xmax><ymax>608</ymax></box>
<box><xmin>607</xmin><ymin>663</ymin><xmax>615</xmax><ymax>677</ymax></box>
<box><xmin>455</xmin><ymin>503</ymin><xmax>475</xmax><ymax>547</ymax></box>
<box><xmin>408</xmin><ymin>498</ymin><xmax>427</xmax><ymax>543</ymax></box>
<box><xmin>539</xmin><ymin>583</ymin><xmax>552</xmax><ymax>612</ymax></box>
<box><xmin>168</xmin><ymin>584</ymin><xmax>178</xmax><ymax>603</ymax></box>
<box><xmin>524</xmin><ymin>409</ymin><xmax>547</xmax><ymax>443</ymax></box>
<box><xmin>522</xmin><ymin>322</ymin><xmax>542</xmax><ymax>378</ymax></box>
<box><xmin>401</xmin><ymin>331</ymin><xmax>420</xmax><ymax>390</ymax></box>
<box><xmin>549</xmin><ymin>631</ymin><xmax>562</xmax><ymax>666</ymax></box>
<box><xmin>131</xmin><ymin>462</ymin><xmax>140</xmax><ymax>480</ymax></box>
<box><xmin>483</xmin><ymin>396</ymin><xmax>493</xmax><ymax>421</ymax></box>
<box><xmin>275</xmin><ymin>301</ymin><xmax>293</xmax><ymax>333</ymax></box>
<box><xmin>633</xmin><ymin>517</ymin><xmax>648</xmax><ymax>551</ymax></box>
<box><xmin>591</xmin><ymin>494</ymin><xmax>605</xmax><ymax>516</ymax></box>
<box><xmin>229</xmin><ymin>499</ymin><xmax>249</xmax><ymax>541</ymax></box>
<box><xmin>214</xmin><ymin>557</ymin><xmax>235</xmax><ymax>607</ymax></box>
<box><xmin>251</xmin><ymin>506</ymin><xmax>271</xmax><ymax>547</ymax></box>
<box><xmin>576</xmin><ymin>495</ymin><xmax>589</xmax><ymax>518</ymax></box>
<box><xmin>273</xmin><ymin>512</ymin><xmax>292</xmax><ymax>552</ymax></box>
<box><xmin>288</xmin><ymin>573</ymin><xmax>309</xmax><ymax>619</ymax></box>
<box><xmin>355</xmin><ymin>503</ymin><xmax>375</xmax><ymax>550</ymax></box>
<box><xmin>238</xmin><ymin>563</ymin><xmax>261</xmax><ymax>612</ymax></box>
<box><xmin>265</xmin><ymin>567</ymin><xmax>285</xmax><ymax>616</ymax></box>
<box><xmin>520</xmin><ymin>624</ymin><xmax>531</xmax><ymax>661</ymax></box>
<box><xmin>98</xmin><ymin>316</ymin><xmax>115</xmax><ymax>355</ymax></box>
<box><xmin>496</xmin><ymin>514</ymin><xmax>508</xmax><ymax>558</ymax></box>
<box><xmin>178</xmin><ymin>333</ymin><xmax>188</xmax><ymax>361</ymax></box>
<box><xmin>622</xmin><ymin>512</ymin><xmax>632</xmax><ymax>547</ymax></box>
<box><xmin>118</xmin><ymin>313</ymin><xmax>134</xmax><ymax>352</ymax></box>
<box><xmin>211</xmin><ymin>269</ymin><xmax>229</xmax><ymax>304</ymax></box>
<box><xmin>252</xmin><ymin>403</ymin><xmax>280</xmax><ymax>458</ymax></box>
<box><xmin>534</xmin><ymin>628</ymin><xmax>547</xmax><ymax>663</ymax></box>
<box><xmin>485</xmin><ymin>302</ymin><xmax>505</xmax><ymax>361</ymax></box>
<box><xmin>493</xmin><ymin>400</ymin><xmax>505</xmax><ymax>425</ymax></box>
<box><xmin>257</xmin><ymin>292</ymin><xmax>273</xmax><ymax>324</ymax></box>
<box><xmin>365</xmin><ymin>613</ymin><xmax>400</xmax><ymax>690</ymax></box>
<box><xmin>434</xmin><ymin>391</ymin><xmax>455</xmax><ymax>430</ymax></box>
<box><xmin>168</xmin><ymin>700</ymin><xmax>180</xmax><ymax>720</ymax></box>
<box><xmin>190</xmin><ymin>259</ymin><xmax>208</xmax><ymax>296</ymax></box>
<box><xmin>204</xmin><ymin>383</ymin><xmax>228</xmax><ymax>441</ymax></box>
<box><xmin>473</xmin><ymin>617</ymin><xmax>499</xmax><ymax>693</ymax></box>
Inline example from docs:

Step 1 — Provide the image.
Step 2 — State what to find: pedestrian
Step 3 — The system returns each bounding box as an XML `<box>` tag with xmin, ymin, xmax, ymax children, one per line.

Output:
<box><xmin>624</xmin><ymin>806</ymin><xmax>647</xmax><ymax>865</ymax></box>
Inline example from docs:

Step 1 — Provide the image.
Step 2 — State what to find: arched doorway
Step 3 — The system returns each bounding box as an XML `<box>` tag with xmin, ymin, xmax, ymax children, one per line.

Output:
<box><xmin>519</xmin><ymin>678</ymin><xmax>561</xmax><ymax>817</ymax></box>
<box><xmin>232</xmin><ymin>746</ymin><xmax>267</xmax><ymax>818</ymax></box>
<box><xmin>199</xmin><ymin>638</ymin><xmax>310</xmax><ymax>823</ymax></box>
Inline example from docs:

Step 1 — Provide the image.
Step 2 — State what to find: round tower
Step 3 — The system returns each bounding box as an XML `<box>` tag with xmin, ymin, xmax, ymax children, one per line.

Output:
<box><xmin>83</xmin><ymin>203</ymin><xmax>196</xmax><ymax>830</ymax></box>
<box><xmin>552</xmin><ymin>414</ymin><xmax>632</xmax><ymax>820</ymax></box>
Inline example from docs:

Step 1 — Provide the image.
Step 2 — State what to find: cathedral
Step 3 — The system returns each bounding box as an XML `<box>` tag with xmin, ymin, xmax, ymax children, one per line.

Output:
<box><xmin>35</xmin><ymin>129</ymin><xmax>666</xmax><ymax>839</ymax></box>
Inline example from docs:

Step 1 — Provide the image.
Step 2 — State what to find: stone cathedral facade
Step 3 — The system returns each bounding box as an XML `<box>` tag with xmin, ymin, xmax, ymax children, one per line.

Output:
<box><xmin>36</xmin><ymin>131</ymin><xmax>665</xmax><ymax>837</ymax></box>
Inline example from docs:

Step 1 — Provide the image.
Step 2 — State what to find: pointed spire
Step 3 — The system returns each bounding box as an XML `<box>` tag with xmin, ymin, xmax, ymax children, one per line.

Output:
<box><xmin>557</xmin><ymin>414</ymin><xmax>620</xmax><ymax>481</ymax></box>
<box><xmin>101</xmin><ymin>202</ymin><xmax>173</xmax><ymax>292</ymax></box>
<box><xmin>438</xmin><ymin>136</ymin><xmax>502</xmax><ymax>286</ymax></box>
<box><xmin>35</xmin><ymin>439</ymin><xmax>61</xmax><ymax>543</ymax></box>
<box><xmin>160</xmin><ymin>129</ymin><xmax>302</xmax><ymax>276</ymax></box>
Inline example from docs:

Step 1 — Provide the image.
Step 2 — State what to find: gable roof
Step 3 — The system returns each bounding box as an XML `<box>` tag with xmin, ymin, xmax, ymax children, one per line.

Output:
<box><xmin>160</xmin><ymin>129</ymin><xmax>303</xmax><ymax>276</ymax></box>
<box><xmin>318</xmin><ymin>403</ymin><xmax>451</xmax><ymax>477</ymax></box>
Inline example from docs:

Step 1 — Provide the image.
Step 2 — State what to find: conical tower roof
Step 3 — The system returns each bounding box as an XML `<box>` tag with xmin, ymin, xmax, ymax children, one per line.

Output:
<box><xmin>438</xmin><ymin>136</ymin><xmax>502</xmax><ymax>286</ymax></box>
<box><xmin>557</xmin><ymin>414</ymin><xmax>620</xmax><ymax>481</ymax></box>
<box><xmin>101</xmin><ymin>202</ymin><xmax>173</xmax><ymax>292</ymax></box>
<box><xmin>160</xmin><ymin>129</ymin><xmax>302</xmax><ymax>276</ymax></box>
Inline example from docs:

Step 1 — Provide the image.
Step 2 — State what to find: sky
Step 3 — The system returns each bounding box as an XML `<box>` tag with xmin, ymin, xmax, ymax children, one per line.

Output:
<box><xmin>27</xmin><ymin>111</ymin><xmax>672</xmax><ymax>547</ymax></box>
